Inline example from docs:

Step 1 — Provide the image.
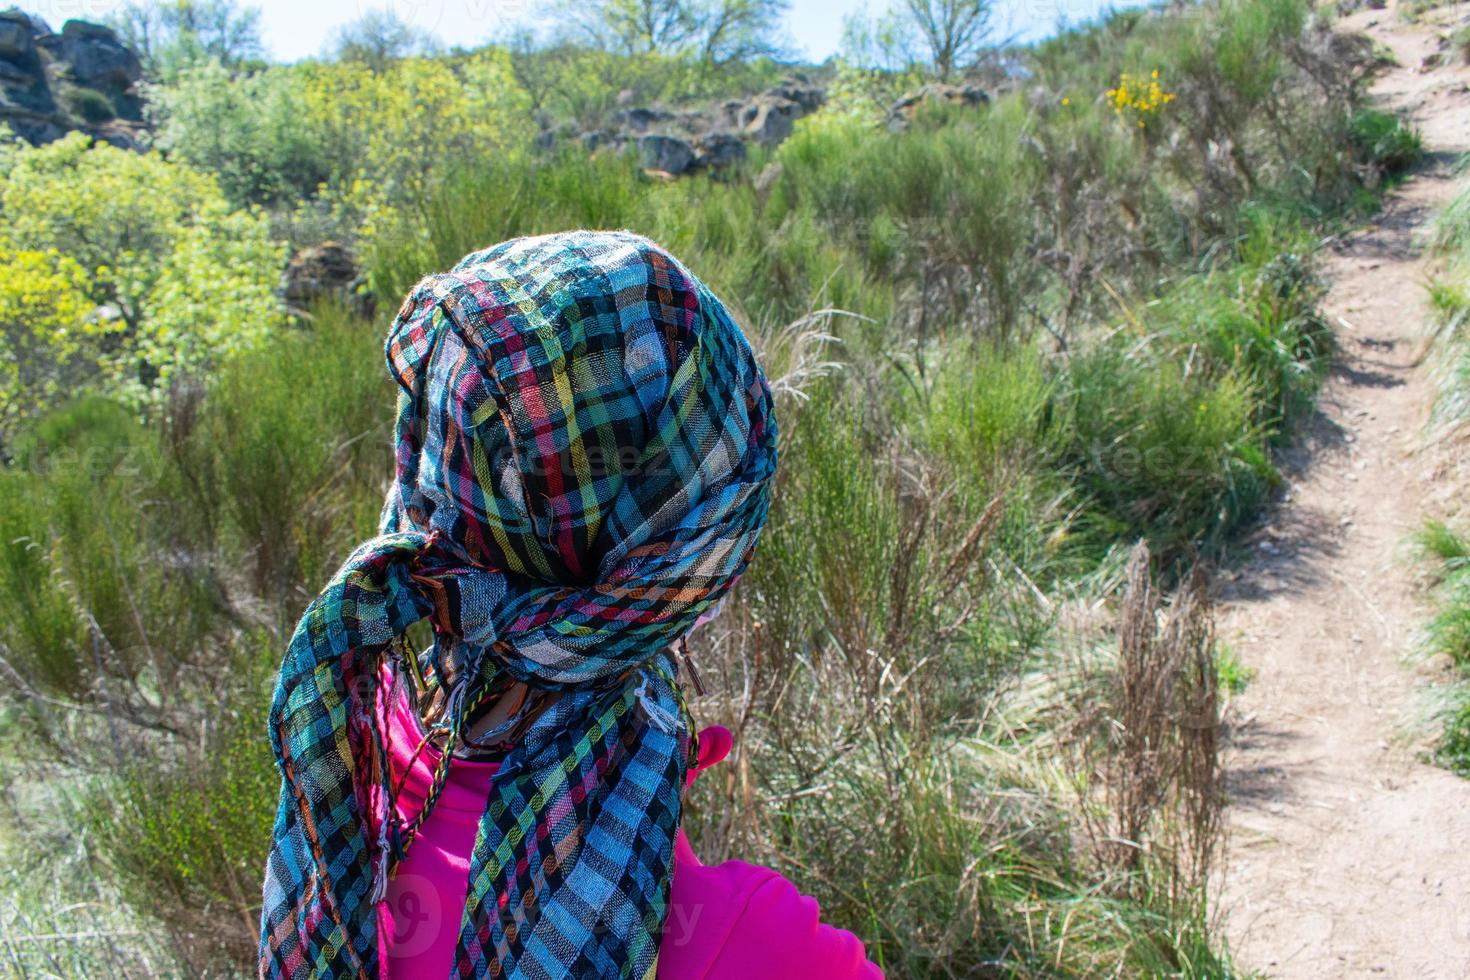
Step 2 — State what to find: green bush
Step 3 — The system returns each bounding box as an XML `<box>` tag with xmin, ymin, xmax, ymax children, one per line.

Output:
<box><xmin>61</xmin><ymin>84</ymin><xmax>117</xmax><ymax>123</ymax></box>
<box><xmin>1349</xmin><ymin>107</ymin><xmax>1424</xmax><ymax>180</ymax></box>
<box><xmin>1415</xmin><ymin>522</ymin><xmax>1470</xmax><ymax>776</ymax></box>
<box><xmin>1060</xmin><ymin>349</ymin><xmax>1276</xmax><ymax>558</ymax></box>
<box><xmin>0</xmin><ymin>133</ymin><xmax>287</xmax><ymax>411</ymax></box>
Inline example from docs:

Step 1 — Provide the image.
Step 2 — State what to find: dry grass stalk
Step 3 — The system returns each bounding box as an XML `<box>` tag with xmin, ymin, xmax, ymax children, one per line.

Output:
<box><xmin>1089</xmin><ymin>541</ymin><xmax>1223</xmax><ymax>909</ymax></box>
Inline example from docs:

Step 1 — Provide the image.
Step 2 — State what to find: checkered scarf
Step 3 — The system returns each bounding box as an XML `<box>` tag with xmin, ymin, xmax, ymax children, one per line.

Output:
<box><xmin>258</xmin><ymin>231</ymin><xmax>777</xmax><ymax>979</ymax></box>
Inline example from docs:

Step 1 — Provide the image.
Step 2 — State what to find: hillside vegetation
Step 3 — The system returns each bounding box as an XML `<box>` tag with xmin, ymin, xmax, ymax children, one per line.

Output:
<box><xmin>0</xmin><ymin>0</ymin><xmax>1420</xmax><ymax>975</ymax></box>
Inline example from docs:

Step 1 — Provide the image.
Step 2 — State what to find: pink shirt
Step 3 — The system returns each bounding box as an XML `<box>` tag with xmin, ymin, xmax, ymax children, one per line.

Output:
<box><xmin>378</xmin><ymin>679</ymin><xmax>883</xmax><ymax>979</ymax></box>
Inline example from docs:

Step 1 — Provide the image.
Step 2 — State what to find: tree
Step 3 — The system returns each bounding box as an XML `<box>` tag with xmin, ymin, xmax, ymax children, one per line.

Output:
<box><xmin>107</xmin><ymin>0</ymin><xmax>266</xmax><ymax>79</ymax></box>
<box><xmin>901</xmin><ymin>0</ymin><xmax>994</xmax><ymax>79</ymax></box>
<box><xmin>841</xmin><ymin>0</ymin><xmax>995</xmax><ymax>79</ymax></box>
<box><xmin>0</xmin><ymin>133</ymin><xmax>286</xmax><ymax>407</ymax></box>
<box><xmin>557</xmin><ymin>0</ymin><xmax>789</xmax><ymax>63</ymax></box>
<box><xmin>326</xmin><ymin>8</ymin><xmax>442</xmax><ymax>72</ymax></box>
<box><xmin>695</xmin><ymin>0</ymin><xmax>790</xmax><ymax>63</ymax></box>
<box><xmin>146</xmin><ymin>61</ymin><xmax>333</xmax><ymax>207</ymax></box>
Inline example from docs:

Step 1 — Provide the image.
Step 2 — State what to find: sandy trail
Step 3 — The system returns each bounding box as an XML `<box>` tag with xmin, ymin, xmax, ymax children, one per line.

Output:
<box><xmin>1216</xmin><ymin>5</ymin><xmax>1470</xmax><ymax>977</ymax></box>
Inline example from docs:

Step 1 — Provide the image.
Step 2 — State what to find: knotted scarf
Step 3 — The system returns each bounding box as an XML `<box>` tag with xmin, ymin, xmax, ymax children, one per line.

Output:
<box><xmin>258</xmin><ymin>230</ymin><xmax>778</xmax><ymax>979</ymax></box>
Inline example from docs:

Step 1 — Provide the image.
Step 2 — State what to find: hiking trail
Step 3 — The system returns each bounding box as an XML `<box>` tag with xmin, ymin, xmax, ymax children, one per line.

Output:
<box><xmin>1217</xmin><ymin>5</ymin><xmax>1470</xmax><ymax>976</ymax></box>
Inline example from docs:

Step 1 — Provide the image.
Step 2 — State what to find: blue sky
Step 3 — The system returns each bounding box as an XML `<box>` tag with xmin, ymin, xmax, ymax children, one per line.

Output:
<box><xmin>27</xmin><ymin>0</ymin><xmax>1129</xmax><ymax>62</ymax></box>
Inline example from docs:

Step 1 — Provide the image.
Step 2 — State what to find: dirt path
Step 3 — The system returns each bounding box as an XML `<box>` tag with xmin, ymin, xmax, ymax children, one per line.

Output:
<box><xmin>1216</xmin><ymin>6</ymin><xmax>1470</xmax><ymax>977</ymax></box>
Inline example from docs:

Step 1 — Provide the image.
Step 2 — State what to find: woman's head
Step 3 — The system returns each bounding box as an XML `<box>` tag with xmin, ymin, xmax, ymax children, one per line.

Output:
<box><xmin>380</xmin><ymin>230</ymin><xmax>777</xmax><ymax>684</ymax></box>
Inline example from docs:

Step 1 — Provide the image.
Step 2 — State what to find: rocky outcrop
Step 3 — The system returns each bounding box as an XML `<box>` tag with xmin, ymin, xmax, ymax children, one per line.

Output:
<box><xmin>53</xmin><ymin>19</ymin><xmax>141</xmax><ymax>91</ymax></box>
<box><xmin>564</xmin><ymin>78</ymin><xmax>826</xmax><ymax>179</ymax></box>
<box><xmin>0</xmin><ymin>10</ymin><xmax>146</xmax><ymax>148</ymax></box>
<box><xmin>888</xmin><ymin>81</ymin><xmax>991</xmax><ymax>131</ymax></box>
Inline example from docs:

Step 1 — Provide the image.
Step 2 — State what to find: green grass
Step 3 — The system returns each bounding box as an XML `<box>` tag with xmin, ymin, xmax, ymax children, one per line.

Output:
<box><xmin>1216</xmin><ymin>642</ymin><xmax>1256</xmax><ymax>696</ymax></box>
<box><xmin>1348</xmin><ymin>107</ymin><xmax>1425</xmax><ymax>183</ymax></box>
<box><xmin>1414</xmin><ymin>521</ymin><xmax>1470</xmax><ymax>775</ymax></box>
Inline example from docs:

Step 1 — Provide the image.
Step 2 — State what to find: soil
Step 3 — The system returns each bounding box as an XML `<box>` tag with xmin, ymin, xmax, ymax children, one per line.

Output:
<box><xmin>1216</xmin><ymin>4</ymin><xmax>1470</xmax><ymax>977</ymax></box>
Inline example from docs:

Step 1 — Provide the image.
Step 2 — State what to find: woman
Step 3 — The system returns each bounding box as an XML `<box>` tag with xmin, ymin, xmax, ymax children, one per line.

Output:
<box><xmin>258</xmin><ymin>231</ymin><xmax>882</xmax><ymax>979</ymax></box>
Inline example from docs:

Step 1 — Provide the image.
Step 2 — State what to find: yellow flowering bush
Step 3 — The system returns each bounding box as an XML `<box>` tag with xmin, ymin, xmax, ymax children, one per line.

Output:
<box><xmin>1106</xmin><ymin>69</ymin><xmax>1176</xmax><ymax>129</ymax></box>
<box><xmin>0</xmin><ymin>247</ymin><xmax>100</xmax><ymax>438</ymax></box>
<box><xmin>150</xmin><ymin>51</ymin><xmax>534</xmax><ymax>229</ymax></box>
<box><xmin>0</xmin><ymin>133</ymin><xmax>287</xmax><ymax>412</ymax></box>
<box><xmin>295</xmin><ymin>51</ymin><xmax>534</xmax><ymax>233</ymax></box>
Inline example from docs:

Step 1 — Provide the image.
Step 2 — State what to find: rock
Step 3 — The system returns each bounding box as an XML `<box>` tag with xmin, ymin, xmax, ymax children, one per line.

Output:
<box><xmin>84</xmin><ymin>121</ymin><xmax>145</xmax><ymax>151</ymax></box>
<box><xmin>0</xmin><ymin>11</ymin><xmax>35</xmax><ymax>65</ymax></box>
<box><xmin>753</xmin><ymin>161</ymin><xmax>783</xmax><ymax>200</ymax></box>
<box><xmin>890</xmin><ymin>82</ymin><xmax>991</xmax><ymax>126</ymax></box>
<box><xmin>0</xmin><ymin>12</ymin><xmax>152</xmax><ymax>145</ymax></box>
<box><xmin>0</xmin><ymin>56</ymin><xmax>30</xmax><ymax>83</ymax></box>
<box><xmin>283</xmin><ymin>242</ymin><xmax>372</xmax><ymax>317</ymax></box>
<box><xmin>580</xmin><ymin>129</ymin><xmax>618</xmax><ymax>152</ymax></box>
<box><xmin>741</xmin><ymin>96</ymin><xmax>802</xmax><ymax>146</ymax></box>
<box><xmin>57</xmin><ymin>20</ymin><xmax>141</xmax><ymax>92</ymax></box>
<box><xmin>765</xmin><ymin>81</ymin><xmax>825</xmax><ymax>115</ymax></box>
<box><xmin>717</xmin><ymin>98</ymin><xmax>746</xmax><ymax>128</ymax></box>
<box><xmin>637</xmin><ymin>133</ymin><xmax>695</xmax><ymax>175</ymax></box>
<box><xmin>693</xmin><ymin>131</ymin><xmax>746</xmax><ymax>169</ymax></box>
<box><xmin>619</xmin><ymin>106</ymin><xmax>675</xmax><ymax>135</ymax></box>
<box><xmin>0</xmin><ymin>65</ymin><xmax>54</xmax><ymax>114</ymax></box>
<box><xmin>0</xmin><ymin>107</ymin><xmax>64</xmax><ymax>143</ymax></box>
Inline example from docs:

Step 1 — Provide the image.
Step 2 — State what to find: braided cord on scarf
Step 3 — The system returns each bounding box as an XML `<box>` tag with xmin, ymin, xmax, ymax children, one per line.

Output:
<box><xmin>259</xmin><ymin>231</ymin><xmax>777</xmax><ymax>980</ymax></box>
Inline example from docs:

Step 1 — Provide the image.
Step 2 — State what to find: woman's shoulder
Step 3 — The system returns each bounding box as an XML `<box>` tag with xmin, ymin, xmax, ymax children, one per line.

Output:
<box><xmin>662</xmin><ymin>727</ymin><xmax>884</xmax><ymax>980</ymax></box>
<box><xmin>665</xmin><ymin>834</ymin><xmax>882</xmax><ymax>980</ymax></box>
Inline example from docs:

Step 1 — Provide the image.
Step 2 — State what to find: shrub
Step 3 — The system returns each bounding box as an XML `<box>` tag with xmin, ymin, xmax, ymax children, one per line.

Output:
<box><xmin>1348</xmin><ymin>107</ymin><xmax>1423</xmax><ymax>181</ymax></box>
<box><xmin>61</xmin><ymin>84</ymin><xmax>117</xmax><ymax>123</ymax></box>
<box><xmin>145</xmin><ymin>61</ymin><xmax>334</xmax><ymax>208</ymax></box>
<box><xmin>0</xmin><ymin>248</ymin><xmax>99</xmax><ymax>442</ymax></box>
<box><xmin>0</xmin><ymin>133</ymin><xmax>288</xmax><ymax>408</ymax></box>
<box><xmin>1415</xmin><ymin>522</ymin><xmax>1470</xmax><ymax>776</ymax></box>
<box><xmin>1060</xmin><ymin>348</ymin><xmax>1276</xmax><ymax>558</ymax></box>
<box><xmin>81</xmin><ymin>634</ymin><xmax>280</xmax><ymax>974</ymax></box>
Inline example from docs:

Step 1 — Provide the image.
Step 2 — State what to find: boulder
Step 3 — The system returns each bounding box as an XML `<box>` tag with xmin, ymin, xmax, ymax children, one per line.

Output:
<box><xmin>0</xmin><ymin>107</ymin><xmax>64</xmax><ymax>143</ymax></box>
<box><xmin>581</xmin><ymin>129</ymin><xmax>618</xmax><ymax>152</ymax></box>
<box><xmin>283</xmin><ymin>242</ymin><xmax>372</xmax><ymax>317</ymax></box>
<box><xmin>694</xmin><ymin>131</ymin><xmax>746</xmax><ymax>169</ymax></box>
<box><xmin>57</xmin><ymin>20</ymin><xmax>141</xmax><ymax>92</ymax></box>
<box><xmin>84</xmin><ymin>121</ymin><xmax>146</xmax><ymax>151</ymax></box>
<box><xmin>892</xmin><ymin>82</ymin><xmax>990</xmax><ymax>117</ymax></box>
<box><xmin>741</xmin><ymin>96</ymin><xmax>802</xmax><ymax>146</ymax></box>
<box><xmin>619</xmin><ymin>106</ymin><xmax>675</xmax><ymax>135</ymax></box>
<box><xmin>0</xmin><ymin>11</ymin><xmax>51</xmax><ymax>115</ymax></box>
<box><xmin>717</xmin><ymin>98</ymin><xmax>746</xmax><ymax>128</ymax></box>
<box><xmin>765</xmin><ymin>80</ymin><xmax>825</xmax><ymax>115</ymax></box>
<box><xmin>888</xmin><ymin>82</ymin><xmax>991</xmax><ymax>130</ymax></box>
<box><xmin>0</xmin><ymin>11</ymin><xmax>35</xmax><ymax>65</ymax></box>
<box><xmin>637</xmin><ymin>133</ymin><xmax>695</xmax><ymax>175</ymax></box>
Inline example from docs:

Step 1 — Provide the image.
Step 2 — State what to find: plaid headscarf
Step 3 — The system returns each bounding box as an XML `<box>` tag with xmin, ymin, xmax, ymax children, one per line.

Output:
<box><xmin>258</xmin><ymin>231</ymin><xmax>777</xmax><ymax>979</ymax></box>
